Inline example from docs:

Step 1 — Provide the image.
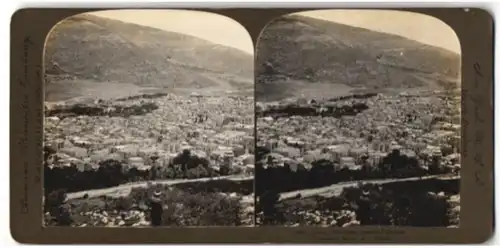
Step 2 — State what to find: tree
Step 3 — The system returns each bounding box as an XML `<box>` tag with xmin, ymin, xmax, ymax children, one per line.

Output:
<box><xmin>44</xmin><ymin>188</ymin><xmax>73</xmax><ymax>226</ymax></box>
<box><xmin>409</xmin><ymin>193</ymin><xmax>450</xmax><ymax>227</ymax></box>
<box><xmin>150</xmin><ymin>165</ymin><xmax>160</xmax><ymax>180</ymax></box>
<box><xmin>98</xmin><ymin>159</ymin><xmax>125</xmax><ymax>187</ymax></box>
<box><xmin>429</xmin><ymin>155</ymin><xmax>442</xmax><ymax>175</ymax></box>
<box><xmin>55</xmin><ymin>203</ymin><xmax>73</xmax><ymax>226</ymax></box>
<box><xmin>45</xmin><ymin>189</ymin><xmax>67</xmax><ymax>215</ymax></box>
<box><xmin>173</xmin><ymin>149</ymin><xmax>192</xmax><ymax>177</ymax></box>
<box><xmin>219</xmin><ymin>156</ymin><xmax>232</xmax><ymax>176</ymax></box>
<box><xmin>259</xmin><ymin>189</ymin><xmax>282</xmax><ymax>225</ymax></box>
<box><xmin>392</xmin><ymin>195</ymin><xmax>412</xmax><ymax>225</ymax></box>
<box><xmin>355</xmin><ymin>195</ymin><xmax>372</xmax><ymax>225</ymax></box>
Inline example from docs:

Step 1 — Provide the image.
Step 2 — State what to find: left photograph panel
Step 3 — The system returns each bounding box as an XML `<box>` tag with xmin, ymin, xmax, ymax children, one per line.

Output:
<box><xmin>43</xmin><ymin>10</ymin><xmax>255</xmax><ymax>227</ymax></box>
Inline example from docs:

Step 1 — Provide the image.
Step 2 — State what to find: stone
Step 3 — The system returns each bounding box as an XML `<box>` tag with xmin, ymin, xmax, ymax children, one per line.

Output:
<box><xmin>101</xmin><ymin>217</ymin><xmax>108</xmax><ymax>224</ymax></box>
<box><xmin>139</xmin><ymin>220</ymin><xmax>151</xmax><ymax>226</ymax></box>
<box><xmin>449</xmin><ymin>195</ymin><xmax>460</xmax><ymax>203</ymax></box>
<box><xmin>314</xmin><ymin>216</ymin><xmax>321</xmax><ymax>223</ymax></box>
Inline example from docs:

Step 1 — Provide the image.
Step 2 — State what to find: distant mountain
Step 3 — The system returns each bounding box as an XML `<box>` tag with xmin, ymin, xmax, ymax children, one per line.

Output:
<box><xmin>256</xmin><ymin>15</ymin><xmax>460</xmax><ymax>100</ymax></box>
<box><xmin>44</xmin><ymin>14</ymin><xmax>253</xmax><ymax>94</ymax></box>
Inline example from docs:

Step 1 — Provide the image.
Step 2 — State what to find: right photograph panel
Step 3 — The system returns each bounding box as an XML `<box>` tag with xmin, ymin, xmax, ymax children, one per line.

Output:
<box><xmin>255</xmin><ymin>10</ymin><xmax>461</xmax><ymax>228</ymax></box>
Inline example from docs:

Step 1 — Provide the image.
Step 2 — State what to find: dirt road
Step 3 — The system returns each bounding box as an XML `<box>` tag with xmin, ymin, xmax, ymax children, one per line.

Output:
<box><xmin>66</xmin><ymin>173</ymin><xmax>458</xmax><ymax>203</ymax></box>
<box><xmin>278</xmin><ymin>174</ymin><xmax>459</xmax><ymax>201</ymax></box>
<box><xmin>66</xmin><ymin>175</ymin><xmax>253</xmax><ymax>200</ymax></box>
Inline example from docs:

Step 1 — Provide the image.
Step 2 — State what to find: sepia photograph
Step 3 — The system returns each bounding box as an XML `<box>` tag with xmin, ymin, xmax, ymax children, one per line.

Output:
<box><xmin>43</xmin><ymin>10</ymin><xmax>255</xmax><ymax>227</ymax></box>
<box><xmin>255</xmin><ymin>10</ymin><xmax>461</xmax><ymax>227</ymax></box>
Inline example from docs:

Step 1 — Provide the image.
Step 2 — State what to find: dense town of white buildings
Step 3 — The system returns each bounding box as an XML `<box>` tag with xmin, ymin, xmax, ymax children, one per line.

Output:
<box><xmin>44</xmin><ymin>93</ymin><xmax>255</xmax><ymax>175</ymax></box>
<box><xmin>257</xmin><ymin>90</ymin><xmax>461</xmax><ymax>174</ymax></box>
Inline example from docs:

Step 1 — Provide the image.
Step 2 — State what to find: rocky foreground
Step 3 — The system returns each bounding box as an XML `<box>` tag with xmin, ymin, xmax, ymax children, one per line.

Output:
<box><xmin>45</xmin><ymin>177</ymin><xmax>256</xmax><ymax>227</ymax></box>
<box><xmin>271</xmin><ymin>193</ymin><xmax>460</xmax><ymax>228</ymax></box>
<box><xmin>49</xmin><ymin>190</ymin><xmax>255</xmax><ymax>227</ymax></box>
<box><xmin>258</xmin><ymin>178</ymin><xmax>460</xmax><ymax>227</ymax></box>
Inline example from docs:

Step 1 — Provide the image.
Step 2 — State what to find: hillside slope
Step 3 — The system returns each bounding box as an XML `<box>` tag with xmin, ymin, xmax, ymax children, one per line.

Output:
<box><xmin>256</xmin><ymin>15</ymin><xmax>460</xmax><ymax>100</ymax></box>
<box><xmin>44</xmin><ymin>14</ymin><xmax>253</xmax><ymax>101</ymax></box>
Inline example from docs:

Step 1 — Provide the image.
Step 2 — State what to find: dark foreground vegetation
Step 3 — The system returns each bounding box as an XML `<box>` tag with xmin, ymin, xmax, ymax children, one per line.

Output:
<box><xmin>44</xmin><ymin>146</ymin><xmax>254</xmax><ymax>227</ymax></box>
<box><xmin>45</xmin><ymin>182</ymin><xmax>247</xmax><ymax>227</ymax></box>
<box><xmin>44</xmin><ymin>146</ymin><xmax>248</xmax><ymax>194</ymax></box>
<box><xmin>255</xmin><ymin>146</ymin><xmax>456</xmax><ymax>196</ymax></box>
<box><xmin>173</xmin><ymin>179</ymin><xmax>253</xmax><ymax>195</ymax></box>
<box><xmin>258</xmin><ymin>178</ymin><xmax>459</xmax><ymax>227</ymax></box>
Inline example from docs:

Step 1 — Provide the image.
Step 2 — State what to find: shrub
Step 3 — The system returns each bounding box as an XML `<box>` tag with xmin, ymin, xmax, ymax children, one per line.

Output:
<box><xmin>74</xmin><ymin>184</ymin><xmax>247</xmax><ymax>227</ymax></box>
<box><xmin>186</xmin><ymin>165</ymin><xmax>210</xmax><ymax>179</ymax></box>
<box><xmin>256</xmin><ymin>147</ymin><xmax>441</xmax><ymax>195</ymax></box>
<box><xmin>55</xmin><ymin>204</ymin><xmax>73</xmax><ymax>226</ymax></box>
<box><xmin>108</xmin><ymin>196</ymin><xmax>135</xmax><ymax>211</ymax></box>
<box><xmin>127</xmin><ymin>186</ymin><xmax>243</xmax><ymax>226</ymax></box>
<box><xmin>45</xmin><ymin>188</ymin><xmax>67</xmax><ymax>214</ymax></box>
<box><xmin>259</xmin><ymin>189</ymin><xmax>282</xmax><ymax>225</ymax></box>
<box><xmin>407</xmin><ymin>193</ymin><xmax>451</xmax><ymax>227</ymax></box>
<box><xmin>273</xmin><ymin>178</ymin><xmax>459</xmax><ymax>227</ymax></box>
<box><xmin>167</xmin><ymin>192</ymin><xmax>242</xmax><ymax>226</ymax></box>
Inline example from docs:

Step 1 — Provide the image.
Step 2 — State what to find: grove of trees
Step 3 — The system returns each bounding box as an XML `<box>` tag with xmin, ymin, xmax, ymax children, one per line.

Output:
<box><xmin>255</xmin><ymin>145</ymin><xmax>454</xmax><ymax>197</ymax></box>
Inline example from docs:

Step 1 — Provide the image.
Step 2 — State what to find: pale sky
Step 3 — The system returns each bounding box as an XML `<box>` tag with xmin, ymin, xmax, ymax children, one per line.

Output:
<box><xmin>85</xmin><ymin>9</ymin><xmax>460</xmax><ymax>55</ymax></box>
<box><xmin>295</xmin><ymin>10</ymin><xmax>461</xmax><ymax>54</ymax></box>
<box><xmin>89</xmin><ymin>9</ymin><xmax>254</xmax><ymax>55</ymax></box>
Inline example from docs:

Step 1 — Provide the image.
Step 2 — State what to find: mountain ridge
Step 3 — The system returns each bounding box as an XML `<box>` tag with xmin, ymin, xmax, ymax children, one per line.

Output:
<box><xmin>44</xmin><ymin>13</ymin><xmax>254</xmax><ymax>101</ymax></box>
<box><xmin>290</xmin><ymin>14</ymin><xmax>460</xmax><ymax>54</ymax></box>
<box><xmin>255</xmin><ymin>15</ymin><xmax>461</xmax><ymax>101</ymax></box>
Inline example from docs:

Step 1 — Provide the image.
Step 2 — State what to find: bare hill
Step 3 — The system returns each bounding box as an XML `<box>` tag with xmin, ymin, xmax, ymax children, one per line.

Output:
<box><xmin>44</xmin><ymin>14</ymin><xmax>253</xmax><ymax>101</ymax></box>
<box><xmin>256</xmin><ymin>15</ymin><xmax>460</xmax><ymax>101</ymax></box>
